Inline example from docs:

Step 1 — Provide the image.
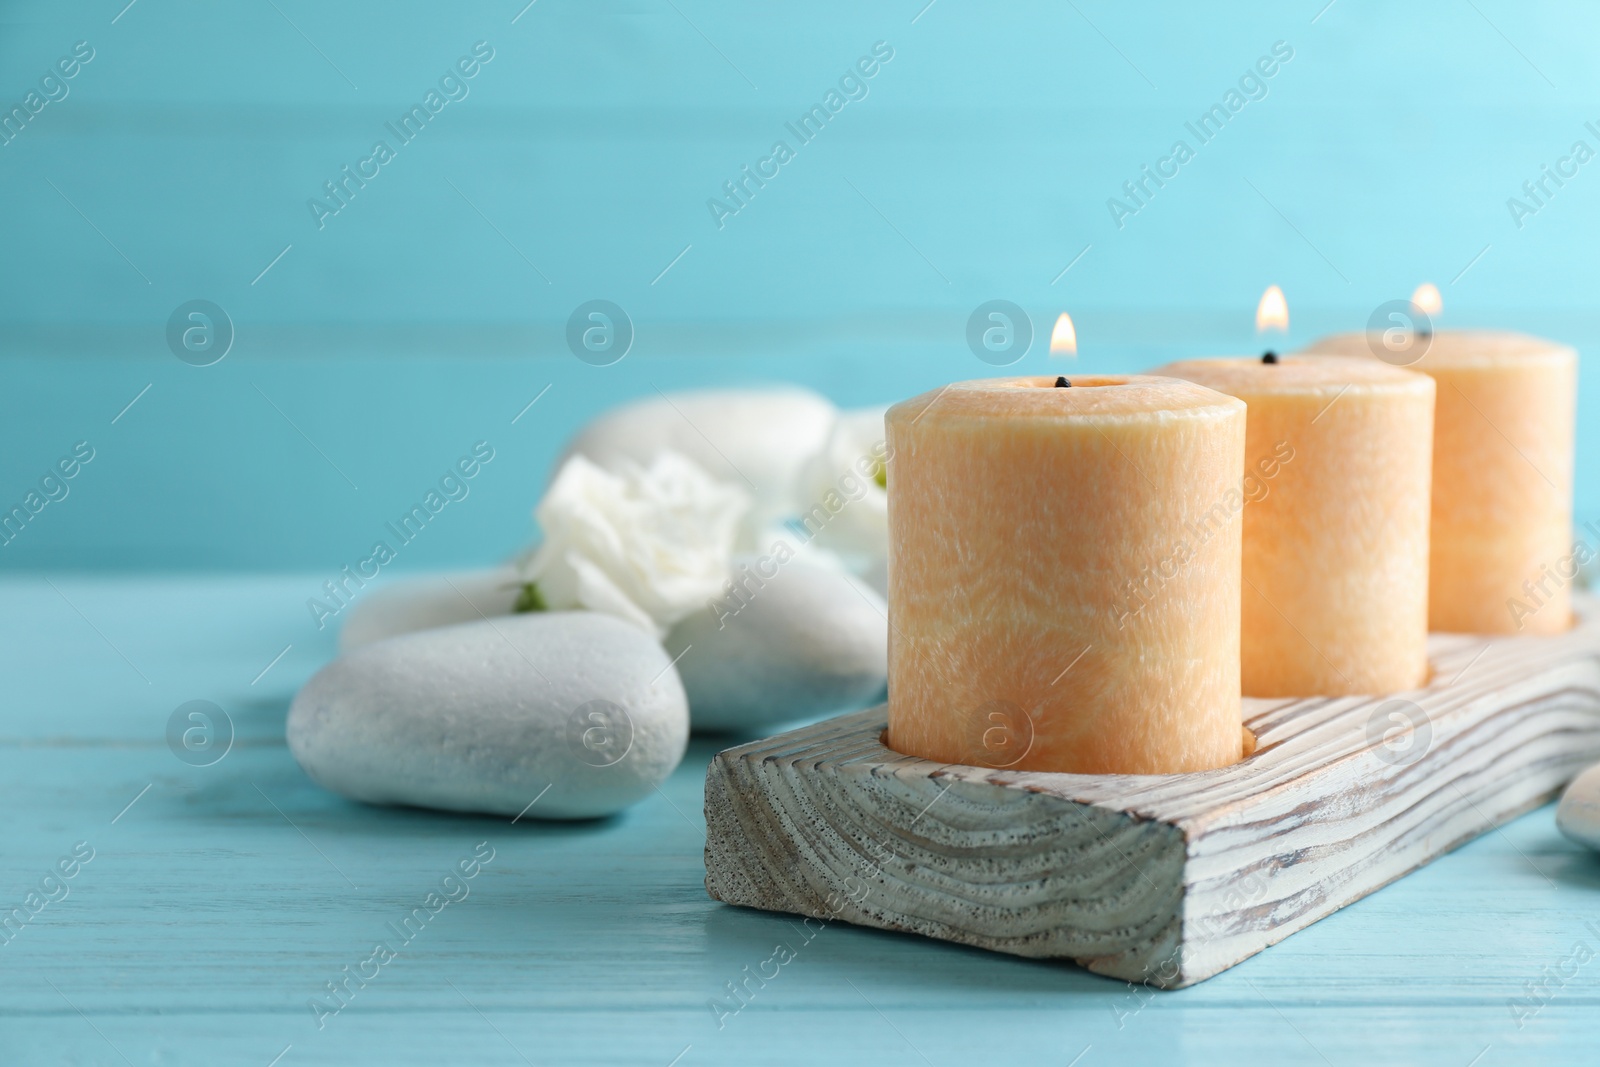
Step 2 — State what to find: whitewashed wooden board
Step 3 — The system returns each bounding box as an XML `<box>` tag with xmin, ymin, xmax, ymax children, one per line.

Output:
<box><xmin>703</xmin><ymin>595</ymin><xmax>1600</xmax><ymax>988</ymax></box>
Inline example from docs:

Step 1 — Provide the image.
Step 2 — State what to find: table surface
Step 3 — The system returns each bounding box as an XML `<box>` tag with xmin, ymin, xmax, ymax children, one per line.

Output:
<box><xmin>4</xmin><ymin>574</ymin><xmax>1599</xmax><ymax>1066</ymax></box>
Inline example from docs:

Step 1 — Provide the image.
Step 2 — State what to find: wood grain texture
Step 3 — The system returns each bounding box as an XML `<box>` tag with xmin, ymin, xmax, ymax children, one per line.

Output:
<box><xmin>705</xmin><ymin>595</ymin><xmax>1600</xmax><ymax>988</ymax></box>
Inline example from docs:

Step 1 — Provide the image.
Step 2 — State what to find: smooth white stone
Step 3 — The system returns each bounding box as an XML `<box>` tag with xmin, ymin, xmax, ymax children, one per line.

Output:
<box><xmin>561</xmin><ymin>387</ymin><xmax>837</xmax><ymax>538</ymax></box>
<box><xmin>289</xmin><ymin>612</ymin><xmax>689</xmax><ymax>820</ymax></box>
<box><xmin>1557</xmin><ymin>763</ymin><xmax>1600</xmax><ymax>851</ymax></box>
<box><xmin>664</xmin><ymin>558</ymin><xmax>887</xmax><ymax>731</ymax></box>
<box><xmin>858</xmin><ymin>556</ymin><xmax>889</xmax><ymax>599</ymax></box>
<box><xmin>339</xmin><ymin>568</ymin><xmax>522</xmax><ymax>651</ymax></box>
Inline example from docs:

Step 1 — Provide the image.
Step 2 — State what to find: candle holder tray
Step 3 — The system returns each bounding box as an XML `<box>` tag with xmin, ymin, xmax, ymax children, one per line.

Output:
<box><xmin>703</xmin><ymin>596</ymin><xmax>1600</xmax><ymax>988</ymax></box>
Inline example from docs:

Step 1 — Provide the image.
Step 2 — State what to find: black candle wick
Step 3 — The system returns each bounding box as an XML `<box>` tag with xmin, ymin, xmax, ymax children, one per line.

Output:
<box><xmin>1261</xmin><ymin>351</ymin><xmax>1279</xmax><ymax>364</ymax></box>
<box><xmin>1055</xmin><ymin>376</ymin><xmax>1071</xmax><ymax>387</ymax></box>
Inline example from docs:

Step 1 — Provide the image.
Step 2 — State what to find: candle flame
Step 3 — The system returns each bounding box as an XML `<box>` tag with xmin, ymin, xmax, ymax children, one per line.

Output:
<box><xmin>1410</xmin><ymin>282</ymin><xmax>1442</xmax><ymax>318</ymax></box>
<box><xmin>1049</xmin><ymin>312</ymin><xmax>1077</xmax><ymax>356</ymax></box>
<box><xmin>1255</xmin><ymin>285</ymin><xmax>1289</xmax><ymax>334</ymax></box>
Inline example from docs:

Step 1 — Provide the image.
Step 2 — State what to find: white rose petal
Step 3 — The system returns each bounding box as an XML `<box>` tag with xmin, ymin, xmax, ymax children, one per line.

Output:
<box><xmin>559</xmin><ymin>387</ymin><xmax>837</xmax><ymax>548</ymax></box>
<box><xmin>793</xmin><ymin>406</ymin><xmax>890</xmax><ymax>576</ymax></box>
<box><xmin>521</xmin><ymin>451</ymin><xmax>750</xmax><ymax>637</ymax></box>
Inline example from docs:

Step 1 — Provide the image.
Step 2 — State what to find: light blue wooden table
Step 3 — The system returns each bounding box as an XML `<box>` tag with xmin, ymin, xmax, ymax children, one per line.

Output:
<box><xmin>3</xmin><ymin>573</ymin><xmax>1597</xmax><ymax>1066</ymax></box>
<box><xmin>6</xmin><ymin>4</ymin><xmax>1600</xmax><ymax>1061</ymax></box>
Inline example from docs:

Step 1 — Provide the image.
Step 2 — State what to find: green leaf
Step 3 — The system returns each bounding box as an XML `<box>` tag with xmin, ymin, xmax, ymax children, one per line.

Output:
<box><xmin>513</xmin><ymin>581</ymin><xmax>548</xmax><ymax>613</ymax></box>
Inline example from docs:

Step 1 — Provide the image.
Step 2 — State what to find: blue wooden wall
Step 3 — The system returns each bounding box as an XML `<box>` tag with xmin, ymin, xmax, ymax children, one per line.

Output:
<box><xmin>3</xmin><ymin>0</ymin><xmax>1598</xmax><ymax>569</ymax></box>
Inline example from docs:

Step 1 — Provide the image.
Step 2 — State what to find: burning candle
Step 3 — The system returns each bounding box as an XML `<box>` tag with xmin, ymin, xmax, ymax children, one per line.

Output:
<box><xmin>1049</xmin><ymin>312</ymin><xmax>1078</xmax><ymax>356</ymax></box>
<box><xmin>1411</xmin><ymin>282</ymin><xmax>1442</xmax><ymax>320</ymax></box>
<box><xmin>884</xmin><ymin>375</ymin><xmax>1247</xmax><ymax>775</ymax></box>
<box><xmin>1305</xmin><ymin>329</ymin><xmax>1577</xmax><ymax>634</ymax></box>
<box><xmin>1256</xmin><ymin>284</ymin><xmax>1289</xmax><ymax>338</ymax></box>
<box><xmin>1151</xmin><ymin>355</ymin><xmax>1436</xmax><ymax>696</ymax></box>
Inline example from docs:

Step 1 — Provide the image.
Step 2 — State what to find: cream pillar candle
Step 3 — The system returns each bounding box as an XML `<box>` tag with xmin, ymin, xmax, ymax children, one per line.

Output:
<box><xmin>884</xmin><ymin>375</ymin><xmax>1246</xmax><ymax>775</ymax></box>
<box><xmin>1305</xmin><ymin>331</ymin><xmax>1577</xmax><ymax>635</ymax></box>
<box><xmin>1152</xmin><ymin>356</ymin><xmax>1435</xmax><ymax>697</ymax></box>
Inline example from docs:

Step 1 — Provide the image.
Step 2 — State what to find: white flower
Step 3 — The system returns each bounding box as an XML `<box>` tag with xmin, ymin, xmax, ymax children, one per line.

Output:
<box><xmin>520</xmin><ymin>451</ymin><xmax>750</xmax><ymax>637</ymax></box>
<box><xmin>792</xmin><ymin>407</ymin><xmax>889</xmax><ymax>576</ymax></box>
<box><xmin>558</xmin><ymin>387</ymin><xmax>837</xmax><ymax>553</ymax></box>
